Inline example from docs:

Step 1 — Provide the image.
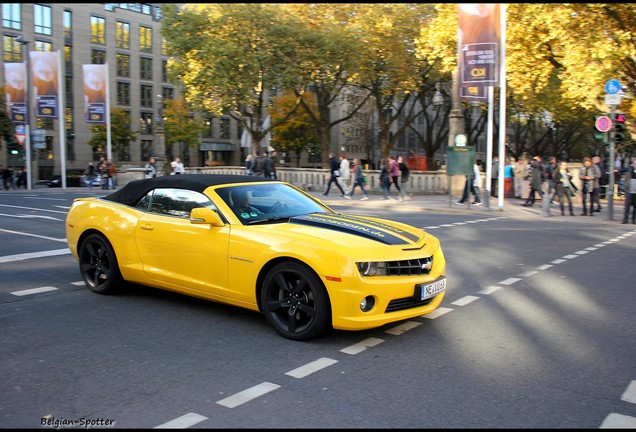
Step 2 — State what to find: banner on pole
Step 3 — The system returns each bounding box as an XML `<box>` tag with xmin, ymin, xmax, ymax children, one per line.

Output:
<box><xmin>83</xmin><ymin>64</ymin><xmax>107</xmax><ymax>123</ymax></box>
<box><xmin>3</xmin><ymin>62</ymin><xmax>27</xmax><ymax>123</ymax></box>
<box><xmin>458</xmin><ymin>4</ymin><xmax>501</xmax><ymax>88</ymax></box>
<box><xmin>29</xmin><ymin>51</ymin><xmax>60</xmax><ymax>118</ymax></box>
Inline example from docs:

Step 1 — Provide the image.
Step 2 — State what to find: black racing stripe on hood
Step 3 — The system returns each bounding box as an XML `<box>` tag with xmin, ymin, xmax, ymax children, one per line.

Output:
<box><xmin>331</xmin><ymin>213</ymin><xmax>421</xmax><ymax>243</ymax></box>
<box><xmin>289</xmin><ymin>214</ymin><xmax>411</xmax><ymax>245</ymax></box>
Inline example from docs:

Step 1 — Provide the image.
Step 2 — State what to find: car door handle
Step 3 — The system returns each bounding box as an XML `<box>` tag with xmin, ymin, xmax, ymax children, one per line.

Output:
<box><xmin>140</xmin><ymin>224</ymin><xmax>154</xmax><ymax>231</ymax></box>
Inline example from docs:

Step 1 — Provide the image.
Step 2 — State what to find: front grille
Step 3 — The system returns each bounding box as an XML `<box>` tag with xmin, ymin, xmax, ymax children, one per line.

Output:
<box><xmin>384</xmin><ymin>256</ymin><xmax>433</xmax><ymax>276</ymax></box>
<box><xmin>385</xmin><ymin>296</ymin><xmax>434</xmax><ymax>313</ymax></box>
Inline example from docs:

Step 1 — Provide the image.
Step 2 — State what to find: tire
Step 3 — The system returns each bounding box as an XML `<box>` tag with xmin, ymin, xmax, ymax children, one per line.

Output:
<box><xmin>78</xmin><ymin>233</ymin><xmax>124</xmax><ymax>295</ymax></box>
<box><xmin>261</xmin><ymin>261</ymin><xmax>331</xmax><ymax>341</ymax></box>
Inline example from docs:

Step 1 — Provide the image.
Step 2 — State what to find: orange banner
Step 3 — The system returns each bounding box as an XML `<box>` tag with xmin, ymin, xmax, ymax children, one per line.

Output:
<box><xmin>29</xmin><ymin>51</ymin><xmax>60</xmax><ymax>118</ymax></box>
<box><xmin>4</xmin><ymin>62</ymin><xmax>27</xmax><ymax>123</ymax></box>
<box><xmin>458</xmin><ymin>4</ymin><xmax>501</xmax><ymax>88</ymax></box>
<box><xmin>83</xmin><ymin>64</ymin><xmax>107</xmax><ymax>123</ymax></box>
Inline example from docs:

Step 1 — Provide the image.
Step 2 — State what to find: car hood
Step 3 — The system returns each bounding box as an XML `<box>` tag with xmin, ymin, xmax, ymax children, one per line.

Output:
<box><xmin>283</xmin><ymin>212</ymin><xmax>425</xmax><ymax>247</ymax></box>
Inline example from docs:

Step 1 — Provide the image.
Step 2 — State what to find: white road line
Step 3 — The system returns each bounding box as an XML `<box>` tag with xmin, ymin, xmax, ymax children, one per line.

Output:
<box><xmin>0</xmin><ymin>248</ymin><xmax>70</xmax><ymax>264</ymax></box>
<box><xmin>621</xmin><ymin>380</ymin><xmax>636</xmax><ymax>404</ymax></box>
<box><xmin>340</xmin><ymin>337</ymin><xmax>384</xmax><ymax>355</ymax></box>
<box><xmin>574</xmin><ymin>250</ymin><xmax>589</xmax><ymax>255</ymax></box>
<box><xmin>71</xmin><ymin>281</ymin><xmax>85</xmax><ymax>286</ymax></box>
<box><xmin>551</xmin><ymin>259</ymin><xmax>567</xmax><ymax>264</ymax></box>
<box><xmin>536</xmin><ymin>264</ymin><xmax>553</xmax><ymax>270</ymax></box>
<box><xmin>439</xmin><ymin>224</ymin><xmax>454</xmax><ymax>227</ymax></box>
<box><xmin>499</xmin><ymin>278</ymin><xmax>521</xmax><ymax>285</ymax></box>
<box><xmin>11</xmin><ymin>286</ymin><xmax>58</xmax><ymax>296</ymax></box>
<box><xmin>451</xmin><ymin>295</ymin><xmax>480</xmax><ymax>306</ymax></box>
<box><xmin>477</xmin><ymin>286</ymin><xmax>502</xmax><ymax>295</ymax></box>
<box><xmin>563</xmin><ymin>254</ymin><xmax>579</xmax><ymax>259</ymax></box>
<box><xmin>519</xmin><ymin>270</ymin><xmax>538</xmax><ymax>277</ymax></box>
<box><xmin>424</xmin><ymin>226</ymin><xmax>441</xmax><ymax>229</ymax></box>
<box><xmin>384</xmin><ymin>320</ymin><xmax>421</xmax><ymax>335</ymax></box>
<box><xmin>285</xmin><ymin>357</ymin><xmax>338</xmax><ymax>378</ymax></box>
<box><xmin>0</xmin><ymin>203</ymin><xmax>68</xmax><ymax>214</ymax></box>
<box><xmin>600</xmin><ymin>413</ymin><xmax>636</xmax><ymax>428</ymax></box>
<box><xmin>0</xmin><ymin>228</ymin><xmax>67</xmax><ymax>243</ymax></box>
<box><xmin>154</xmin><ymin>413</ymin><xmax>207</xmax><ymax>429</ymax></box>
<box><xmin>584</xmin><ymin>247</ymin><xmax>598</xmax><ymax>251</ymax></box>
<box><xmin>216</xmin><ymin>382</ymin><xmax>280</xmax><ymax>408</ymax></box>
<box><xmin>421</xmin><ymin>307</ymin><xmax>453</xmax><ymax>319</ymax></box>
<box><xmin>594</xmin><ymin>243</ymin><xmax>607</xmax><ymax>248</ymax></box>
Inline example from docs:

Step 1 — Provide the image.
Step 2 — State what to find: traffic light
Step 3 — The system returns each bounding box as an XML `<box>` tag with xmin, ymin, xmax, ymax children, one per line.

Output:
<box><xmin>614</xmin><ymin>113</ymin><xmax>627</xmax><ymax>142</ymax></box>
<box><xmin>7</xmin><ymin>140</ymin><xmax>19</xmax><ymax>155</ymax></box>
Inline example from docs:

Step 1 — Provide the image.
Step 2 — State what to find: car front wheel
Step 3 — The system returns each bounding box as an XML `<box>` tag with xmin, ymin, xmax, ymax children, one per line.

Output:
<box><xmin>261</xmin><ymin>261</ymin><xmax>331</xmax><ymax>341</ymax></box>
<box><xmin>79</xmin><ymin>233</ymin><xmax>123</xmax><ymax>294</ymax></box>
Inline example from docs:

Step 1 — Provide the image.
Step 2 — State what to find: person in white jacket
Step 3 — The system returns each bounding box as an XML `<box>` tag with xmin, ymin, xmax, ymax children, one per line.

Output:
<box><xmin>337</xmin><ymin>153</ymin><xmax>350</xmax><ymax>195</ymax></box>
<box><xmin>456</xmin><ymin>160</ymin><xmax>482</xmax><ymax>205</ymax></box>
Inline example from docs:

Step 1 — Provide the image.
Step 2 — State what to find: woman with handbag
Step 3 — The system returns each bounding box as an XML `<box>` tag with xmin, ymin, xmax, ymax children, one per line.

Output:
<box><xmin>346</xmin><ymin>159</ymin><xmax>369</xmax><ymax>200</ymax></box>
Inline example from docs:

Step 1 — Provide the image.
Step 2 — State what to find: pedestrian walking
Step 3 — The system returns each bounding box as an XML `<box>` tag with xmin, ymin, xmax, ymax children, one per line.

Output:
<box><xmin>522</xmin><ymin>156</ymin><xmax>544</xmax><ymax>207</ymax></box>
<box><xmin>85</xmin><ymin>161</ymin><xmax>95</xmax><ymax>189</ymax></box>
<box><xmin>622</xmin><ymin>158</ymin><xmax>636</xmax><ymax>224</ymax></box>
<box><xmin>578</xmin><ymin>156</ymin><xmax>601</xmax><ymax>216</ymax></box>
<box><xmin>345</xmin><ymin>158</ymin><xmax>369</xmax><ymax>200</ymax></box>
<box><xmin>145</xmin><ymin>157</ymin><xmax>157</xmax><ymax>179</ymax></box>
<box><xmin>456</xmin><ymin>160</ymin><xmax>482</xmax><ymax>205</ymax></box>
<box><xmin>398</xmin><ymin>155</ymin><xmax>412</xmax><ymax>199</ymax></box>
<box><xmin>514</xmin><ymin>154</ymin><xmax>529</xmax><ymax>199</ymax></box>
<box><xmin>338</xmin><ymin>153</ymin><xmax>351</xmax><ymax>195</ymax></box>
<box><xmin>592</xmin><ymin>155</ymin><xmax>606</xmax><ymax>211</ymax></box>
<box><xmin>252</xmin><ymin>151</ymin><xmax>264</xmax><ymax>177</ymax></box>
<box><xmin>323</xmin><ymin>152</ymin><xmax>346</xmax><ymax>197</ymax></box>
<box><xmin>244</xmin><ymin>154</ymin><xmax>254</xmax><ymax>175</ymax></box>
<box><xmin>388</xmin><ymin>155</ymin><xmax>403</xmax><ymax>201</ymax></box>
<box><xmin>554</xmin><ymin>161</ymin><xmax>576</xmax><ymax>216</ymax></box>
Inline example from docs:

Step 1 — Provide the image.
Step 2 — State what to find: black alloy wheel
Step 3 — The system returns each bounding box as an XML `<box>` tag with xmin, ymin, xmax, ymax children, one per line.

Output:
<box><xmin>78</xmin><ymin>233</ymin><xmax>123</xmax><ymax>294</ymax></box>
<box><xmin>261</xmin><ymin>261</ymin><xmax>331</xmax><ymax>341</ymax></box>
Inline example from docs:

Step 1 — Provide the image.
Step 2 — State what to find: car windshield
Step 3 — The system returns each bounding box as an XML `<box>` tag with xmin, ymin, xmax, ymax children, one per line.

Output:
<box><xmin>216</xmin><ymin>183</ymin><xmax>331</xmax><ymax>224</ymax></box>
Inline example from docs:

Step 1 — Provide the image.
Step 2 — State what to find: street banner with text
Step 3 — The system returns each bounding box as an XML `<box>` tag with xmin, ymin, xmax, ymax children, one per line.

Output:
<box><xmin>458</xmin><ymin>4</ymin><xmax>501</xmax><ymax>89</ymax></box>
<box><xmin>3</xmin><ymin>62</ymin><xmax>27</xmax><ymax>123</ymax></box>
<box><xmin>29</xmin><ymin>51</ymin><xmax>60</xmax><ymax>118</ymax></box>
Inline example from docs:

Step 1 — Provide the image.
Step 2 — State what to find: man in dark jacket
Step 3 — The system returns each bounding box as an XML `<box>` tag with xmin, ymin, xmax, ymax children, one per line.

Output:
<box><xmin>323</xmin><ymin>153</ymin><xmax>346</xmax><ymax>197</ymax></box>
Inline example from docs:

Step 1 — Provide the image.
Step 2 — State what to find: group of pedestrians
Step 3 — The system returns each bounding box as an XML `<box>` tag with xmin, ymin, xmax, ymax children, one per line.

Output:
<box><xmin>244</xmin><ymin>150</ymin><xmax>278</xmax><ymax>179</ymax></box>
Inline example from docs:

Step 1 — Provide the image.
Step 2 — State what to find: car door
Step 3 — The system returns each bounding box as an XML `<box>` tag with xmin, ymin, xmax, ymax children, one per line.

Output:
<box><xmin>134</xmin><ymin>188</ymin><xmax>231</xmax><ymax>298</ymax></box>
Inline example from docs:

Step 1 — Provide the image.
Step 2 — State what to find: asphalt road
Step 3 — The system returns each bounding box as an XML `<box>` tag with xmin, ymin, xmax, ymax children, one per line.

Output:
<box><xmin>1</xmin><ymin>188</ymin><xmax>635</xmax><ymax>428</ymax></box>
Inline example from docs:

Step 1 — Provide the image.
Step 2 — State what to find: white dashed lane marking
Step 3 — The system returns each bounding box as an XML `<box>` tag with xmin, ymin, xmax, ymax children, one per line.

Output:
<box><xmin>11</xmin><ymin>286</ymin><xmax>58</xmax><ymax>296</ymax></box>
<box><xmin>285</xmin><ymin>357</ymin><xmax>338</xmax><ymax>379</ymax></box>
<box><xmin>154</xmin><ymin>412</ymin><xmax>207</xmax><ymax>429</ymax></box>
<box><xmin>340</xmin><ymin>337</ymin><xmax>384</xmax><ymax>355</ymax></box>
<box><xmin>384</xmin><ymin>320</ymin><xmax>421</xmax><ymax>335</ymax></box>
<box><xmin>451</xmin><ymin>295</ymin><xmax>480</xmax><ymax>306</ymax></box>
<box><xmin>477</xmin><ymin>286</ymin><xmax>502</xmax><ymax>295</ymax></box>
<box><xmin>216</xmin><ymin>382</ymin><xmax>281</xmax><ymax>408</ymax></box>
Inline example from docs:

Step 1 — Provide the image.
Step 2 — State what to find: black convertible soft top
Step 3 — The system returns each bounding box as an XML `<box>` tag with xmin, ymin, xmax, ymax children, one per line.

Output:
<box><xmin>103</xmin><ymin>174</ymin><xmax>274</xmax><ymax>206</ymax></box>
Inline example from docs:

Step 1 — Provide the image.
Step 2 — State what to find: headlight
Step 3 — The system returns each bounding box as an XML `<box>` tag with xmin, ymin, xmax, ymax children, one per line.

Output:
<box><xmin>356</xmin><ymin>261</ymin><xmax>388</xmax><ymax>276</ymax></box>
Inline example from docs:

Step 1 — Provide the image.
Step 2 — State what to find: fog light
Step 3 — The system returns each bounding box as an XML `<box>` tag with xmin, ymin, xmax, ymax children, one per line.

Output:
<box><xmin>359</xmin><ymin>296</ymin><xmax>375</xmax><ymax>312</ymax></box>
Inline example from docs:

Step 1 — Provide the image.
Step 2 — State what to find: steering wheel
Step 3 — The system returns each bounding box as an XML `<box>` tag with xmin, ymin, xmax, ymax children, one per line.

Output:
<box><xmin>268</xmin><ymin>200</ymin><xmax>285</xmax><ymax>214</ymax></box>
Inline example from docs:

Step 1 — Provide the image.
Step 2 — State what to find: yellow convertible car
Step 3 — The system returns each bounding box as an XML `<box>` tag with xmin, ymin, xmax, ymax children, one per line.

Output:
<box><xmin>66</xmin><ymin>174</ymin><xmax>446</xmax><ymax>340</ymax></box>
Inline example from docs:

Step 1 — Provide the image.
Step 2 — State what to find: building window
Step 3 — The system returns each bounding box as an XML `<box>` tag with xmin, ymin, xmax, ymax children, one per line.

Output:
<box><xmin>34</xmin><ymin>40</ymin><xmax>53</xmax><ymax>52</ymax></box>
<box><xmin>34</xmin><ymin>4</ymin><xmax>52</xmax><ymax>35</ymax></box>
<box><xmin>64</xmin><ymin>45</ymin><xmax>72</xmax><ymax>74</ymax></box>
<box><xmin>117</xmin><ymin>143</ymin><xmax>131</xmax><ymax>162</ymax></box>
<box><xmin>140</xmin><ymin>112</ymin><xmax>153</xmax><ymax>134</ymax></box>
<box><xmin>220</xmin><ymin>117</ymin><xmax>230</xmax><ymax>139</ymax></box>
<box><xmin>141</xmin><ymin>140</ymin><xmax>154</xmax><ymax>160</ymax></box>
<box><xmin>65</xmin><ymin>107</ymin><xmax>75</xmax><ymax>161</ymax></box>
<box><xmin>116</xmin><ymin>53</ymin><xmax>130</xmax><ymax>77</ymax></box>
<box><xmin>63</xmin><ymin>10</ymin><xmax>72</xmax><ymax>43</ymax></box>
<box><xmin>140</xmin><ymin>85</ymin><xmax>153</xmax><ymax>108</ymax></box>
<box><xmin>65</xmin><ymin>75</ymin><xmax>73</xmax><ymax>106</ymax></box>
<box><xmin>116</xmin><ymin>82</ymin><xmax>130</xmax><ymax>105</ymax></box>
<box><xmin>162</xmin><ymin>59</ymin><xmax>169</xmax><ymax>83</ymax></box>
<box><xmin>139</xmin><ymin>25</ymin><xmax>152</xmax><ymax>53</ymax></box>
<box><xmin>116</xmin><ymin>21</ymin><xmax>130</xmax><ymax>49</ymax></box>
<box><xmin>90</xmin><ymin>16</ymin><xmax>106</xmax><ymax>45</ymax></box>
<box><xmin>91</xmin><ymin>49</ymin><xmax>106</xmax><ymax>64</ymax></box>
<box><xmin>3</xmin><ymin>35</ymin><xmax>22</xmax><ymax>62</ymax></box>
<box><xmin>162</xmin><ymin>87</ymin><xmax>174</xmax><ymax>101</ymax></box>
<box><xmin>140</xmin><ymin>57</ymin><xmax>152</xmax><ymax>80</ymax></box>
<box><xmin>203</xmin><ymin>118</ymin><xmax>213</xmax><ymax>138</ymax></box>
<box><xmin>2</xmin><ymin>3</ymin><xmax>21</xmax><ymax>30</ymax></box>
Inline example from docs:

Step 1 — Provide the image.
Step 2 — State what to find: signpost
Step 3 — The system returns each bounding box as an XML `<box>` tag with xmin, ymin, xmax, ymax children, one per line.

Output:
<box><xmin>605</xmin><ymin>79</ymin><xmax>622</xmax><ymax>221</ymax></box>
<box><xmin>595</xmin><ymin>115</ymin><xmax>612</xmax><ymax>132</ymax></box>
<box><xmin>15</xmin><ymin>125</ymin><xmax>26</xmax><ymax>145</ymax></box>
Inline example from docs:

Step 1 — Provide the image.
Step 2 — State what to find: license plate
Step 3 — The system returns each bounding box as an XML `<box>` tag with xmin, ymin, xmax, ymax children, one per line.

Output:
<box><xmin>416</xmin><ymin>277</ymin><xmax>446</xmax><ymax>300</ymax></box>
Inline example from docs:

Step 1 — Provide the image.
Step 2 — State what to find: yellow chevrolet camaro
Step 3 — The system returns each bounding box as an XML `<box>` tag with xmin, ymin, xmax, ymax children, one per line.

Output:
<box><xmin>66</xmin><ymin>174</ymin><xmax>446</xmax><ymax>341</ymax></box>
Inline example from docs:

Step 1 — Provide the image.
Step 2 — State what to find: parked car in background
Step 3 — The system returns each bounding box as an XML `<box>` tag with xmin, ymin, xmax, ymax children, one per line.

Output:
<box><xmin>81</xmin><ymin>174</ymin><xmax>102</xmax><ymax>187</ymax></box>
<box><xmin>65</xmin><ymin>174</ymin><xmax>447</xmax><ymax>341</ymax></box>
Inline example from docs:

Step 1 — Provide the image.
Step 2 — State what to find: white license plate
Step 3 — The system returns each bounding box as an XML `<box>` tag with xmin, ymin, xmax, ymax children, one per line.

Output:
<box><xmin>417</xmin><ymin>277</ymin><xmax>446</xmax><ymax>300</ymax></box>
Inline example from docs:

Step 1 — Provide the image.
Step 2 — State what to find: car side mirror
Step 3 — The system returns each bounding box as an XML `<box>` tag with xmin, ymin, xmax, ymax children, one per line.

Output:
<box><xmin>190</xmin><ymin>207</ymin><xmax>224</xmax><ymax>227</ymax></box>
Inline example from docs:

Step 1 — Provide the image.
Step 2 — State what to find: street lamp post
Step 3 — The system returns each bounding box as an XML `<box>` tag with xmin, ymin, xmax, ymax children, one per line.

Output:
<box><xmin>155</xmin><ymin>93</ymin><xmax>166</xmax><ymax>175</ymax></box>
<box><xmin>16</xmin><ymin>37</ymin><xmax>34</xmax><ymax>190</ymax></box>
<box><xmin>447</xmin><ymin>67</ymin><xmax>466</xmax><ymax>148</ymax></box>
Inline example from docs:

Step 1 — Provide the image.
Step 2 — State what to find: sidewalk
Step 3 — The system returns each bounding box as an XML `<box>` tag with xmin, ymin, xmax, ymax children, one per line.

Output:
<box><xmin>12</xmin><ymin>184</ymin><xmax>629</xmax><ymax>226</ymax></box>
<box><xmin>312</xmin><ymin>190</ymin><xmax>629</xmax><ymax>226</ymax></box>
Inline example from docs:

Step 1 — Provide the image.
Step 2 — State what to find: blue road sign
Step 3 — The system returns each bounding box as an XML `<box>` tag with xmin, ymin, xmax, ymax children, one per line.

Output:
<box><xmin>15</xmin><ymin>125</ymin><xmax>25</xmax><ymax>135</ymax></box>
<box><xmin>605</xmin><ymin>79</ymin><xmax>621</xmax><ymax>95</ymax></box>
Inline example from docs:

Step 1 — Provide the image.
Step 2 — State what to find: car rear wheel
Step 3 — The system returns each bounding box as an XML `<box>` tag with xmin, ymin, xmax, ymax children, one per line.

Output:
<box><xmin>79</xmin><ymin>233</ymin><xmax>123</xmax><ymax>294</ymax></box>
<box><xmin>261</xmin><ymin>261</ymin><xmax>331</xmax><ymax>341</ymax></box>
